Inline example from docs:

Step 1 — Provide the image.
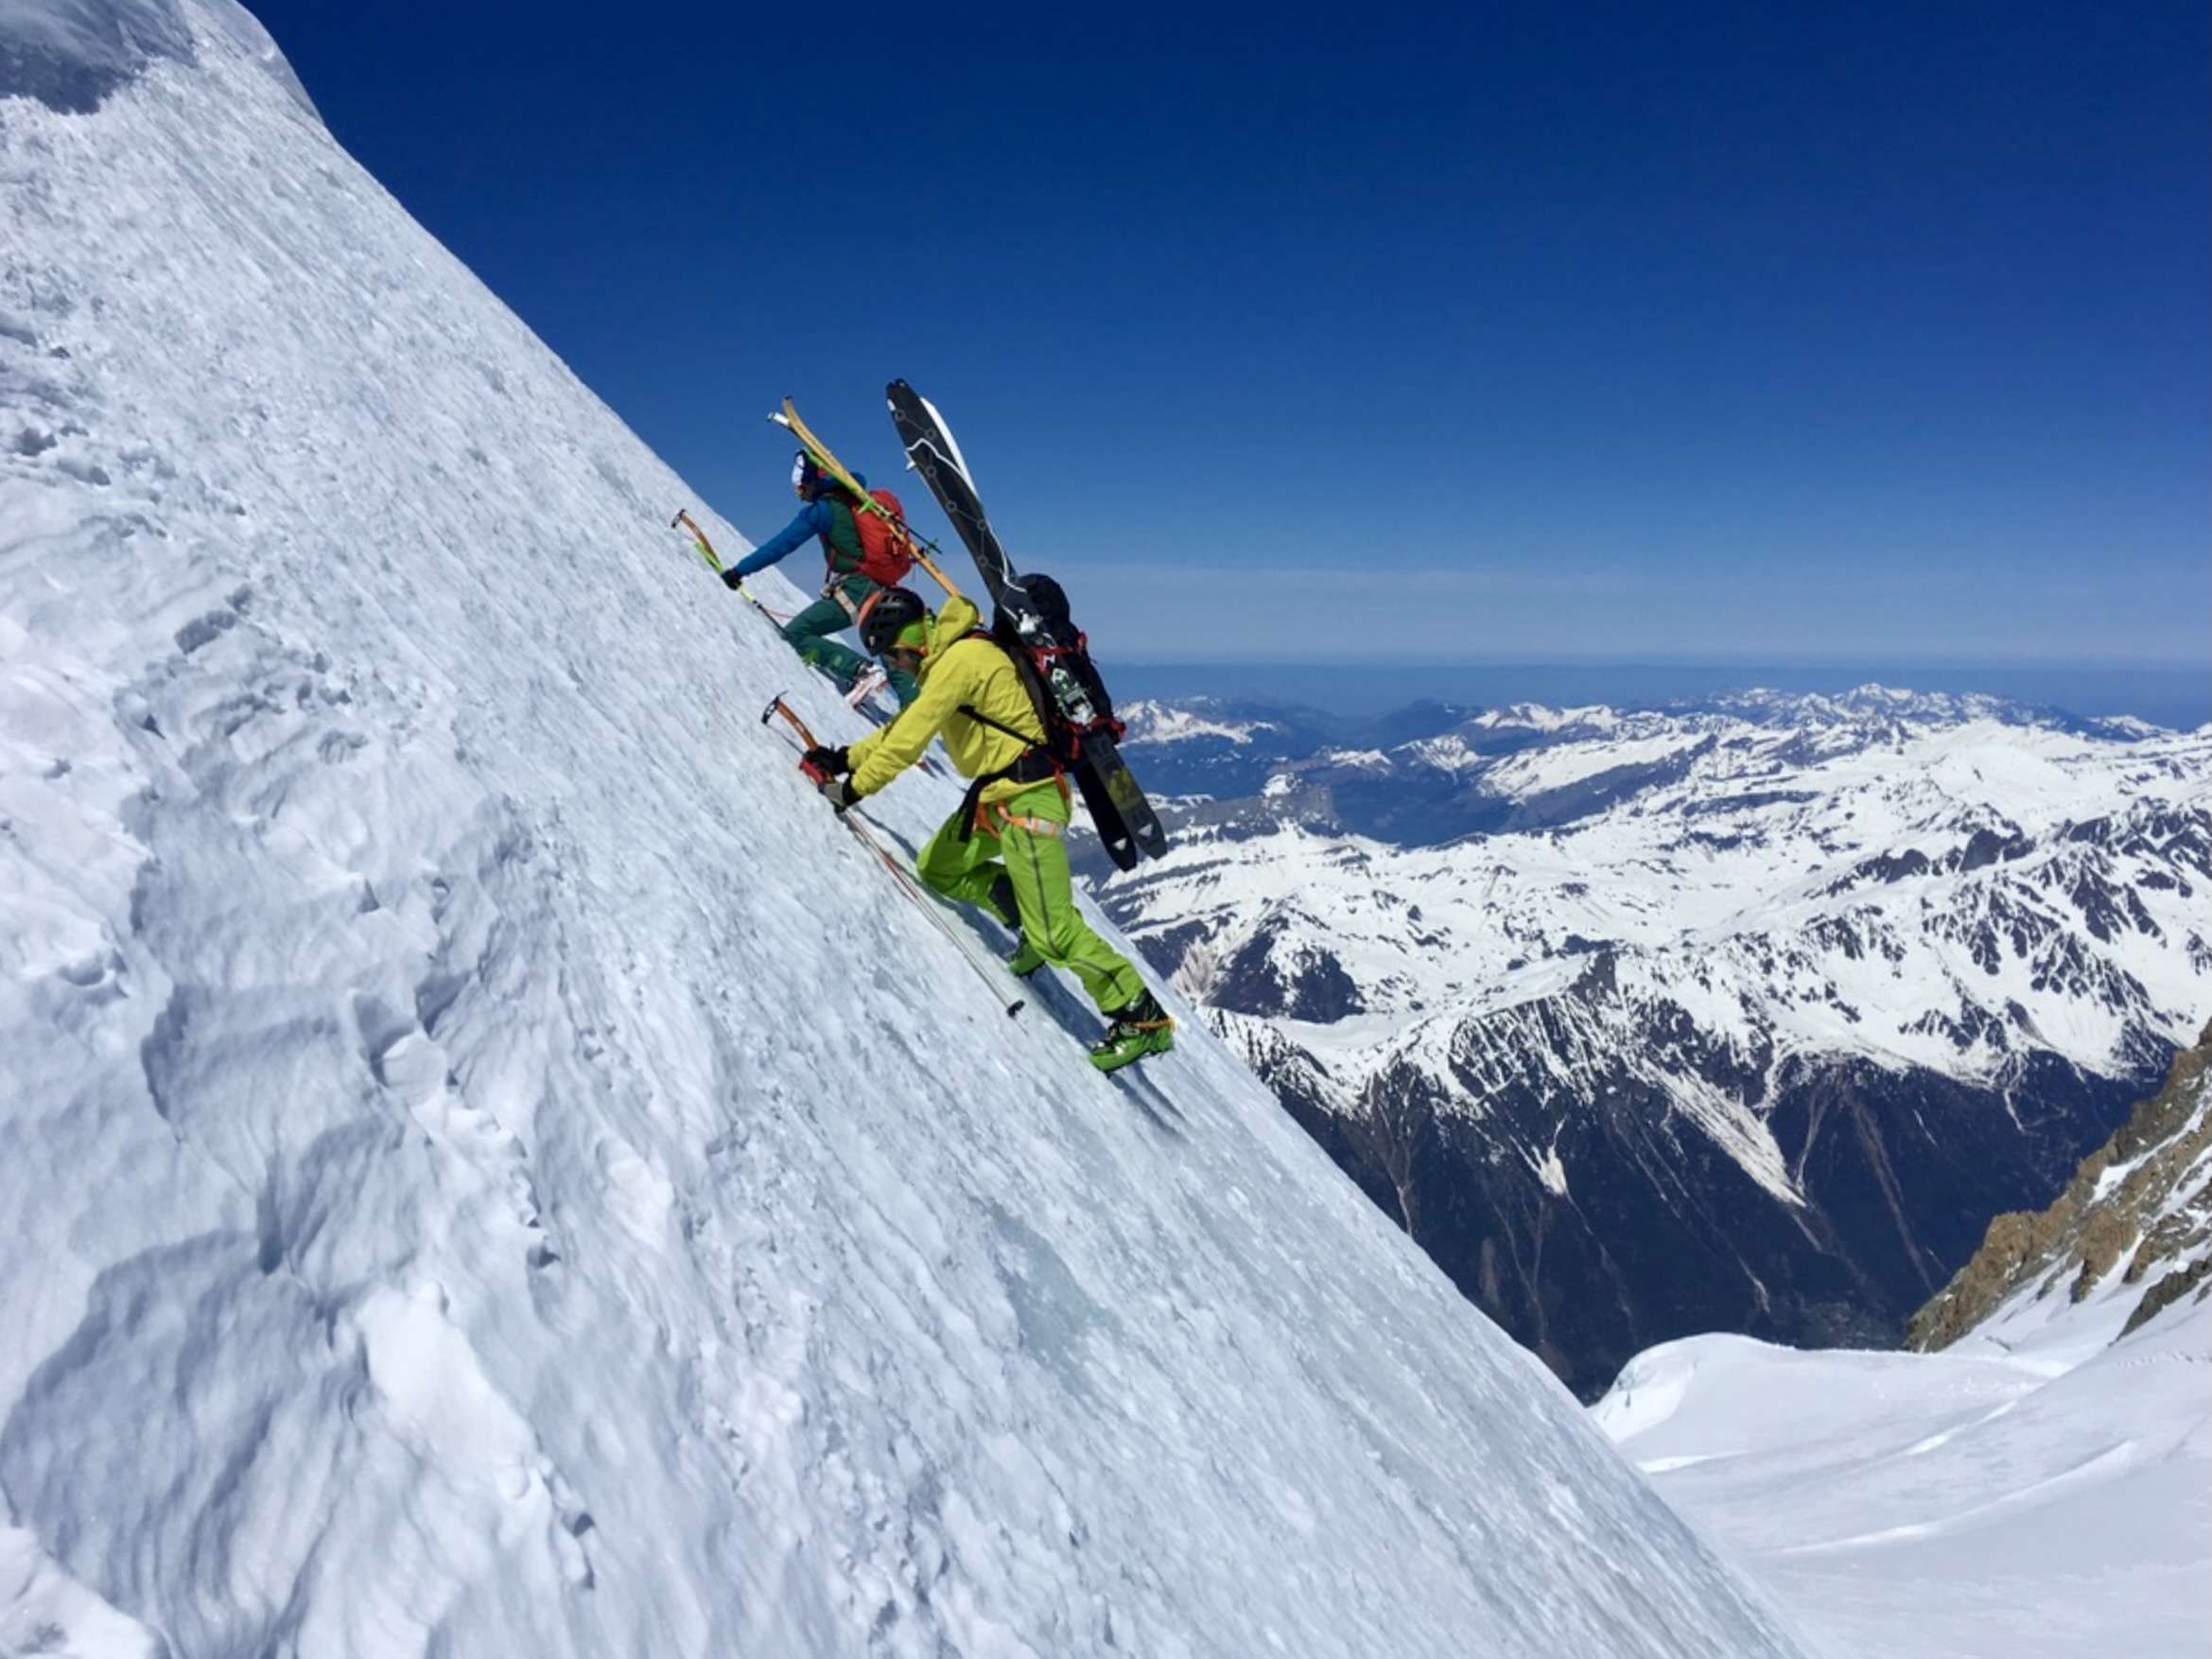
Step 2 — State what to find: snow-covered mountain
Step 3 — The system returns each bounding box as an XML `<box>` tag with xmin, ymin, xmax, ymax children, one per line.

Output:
<box><xmin>1593</xmin><ymin>1027</ymin><xmax>2212</xmax><ymax>1659</ymax></box>
<box><xmin>1114</xmin><ymin>695</ymin><xmax>1476</xmax><ymax>801</ymax></box>
<box><xmin>1095</xmin><ymin>690</ymin><xmax>2210</xmax><ymax>1395</ymax></box>
<box><xmin>0</xmin><ymin>7</ymin><xmax>1820</xmax><ymax>1655</ymax></box>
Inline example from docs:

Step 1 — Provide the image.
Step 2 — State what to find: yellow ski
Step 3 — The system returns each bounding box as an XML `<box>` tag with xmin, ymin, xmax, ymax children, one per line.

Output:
<box><xmin>774</xmin><ymin>398</ymin><xmax>964</xmax><ymax>600</ymax></box>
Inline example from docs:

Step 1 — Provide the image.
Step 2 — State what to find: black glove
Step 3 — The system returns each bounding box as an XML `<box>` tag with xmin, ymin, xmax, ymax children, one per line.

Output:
<box><xmin>817</xmin><ymin>776</ymin><xmax>860</xmax><ymax>813</ymax></box>
<box><xmin>803</xmin><ymin>745</ymin><xmax>851</xmax><ymax>777</ymax></box>
<box><xmin>721</xmin><ymin>567</ymin><xmax>747</xmax><ymax>590</ymax></box>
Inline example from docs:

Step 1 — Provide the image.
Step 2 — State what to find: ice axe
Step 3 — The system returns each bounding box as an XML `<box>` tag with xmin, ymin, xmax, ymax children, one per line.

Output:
<box><xmin>758</xmin><ymin>692</ymin><xmax>1023</xmax><ymax>1017</ymax></box>
<box><xmin>762</xmin><ymin>693</ymin><xmax>830</xmax><ymax>781</ymax></box>
<box><xmin>677</xmin><ymin>507</ymin><xmax>784</xmax><ymax>621</ymax></box>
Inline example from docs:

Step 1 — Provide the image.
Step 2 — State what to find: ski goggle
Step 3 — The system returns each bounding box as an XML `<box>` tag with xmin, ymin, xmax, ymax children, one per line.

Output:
<box><xmin>791</xmin><ymin>451</ymin><xmax>810</xmax><ymax>489</ymax></box>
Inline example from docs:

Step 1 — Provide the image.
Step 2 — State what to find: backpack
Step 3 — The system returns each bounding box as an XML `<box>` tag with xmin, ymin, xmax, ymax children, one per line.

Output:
<box><xmin>848</xmin><ymin>488</ymin><xmax>915</xmax><ymax>586</ymax></box>
<box><xmin>965</xmin><ymin>572</ymin><xmax>1123</xmax><ymax>765</ymax></box>
<box><xmin>952</xmin><ymin>573</ymin><xmax>1130</xmax><ymax>846</ymax></box>
<box><xmin>1000</xmin><ymin>572</ymin><xmax>1123</xmax><ymax>757</ymax></box>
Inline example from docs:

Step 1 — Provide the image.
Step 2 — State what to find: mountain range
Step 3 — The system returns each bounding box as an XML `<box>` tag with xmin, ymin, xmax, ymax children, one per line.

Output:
<box><xmin>1094</xmin><ymin>688</ymin><xmax>2210</xmax><ymax>1395</ymax></box>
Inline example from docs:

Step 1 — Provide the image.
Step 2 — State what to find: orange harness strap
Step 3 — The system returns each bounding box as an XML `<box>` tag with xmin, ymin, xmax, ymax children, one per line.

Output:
<box><xmin>973</xmin><ymin>780</ymin><xmax>1070</xmax><ymax>841</ymax></box>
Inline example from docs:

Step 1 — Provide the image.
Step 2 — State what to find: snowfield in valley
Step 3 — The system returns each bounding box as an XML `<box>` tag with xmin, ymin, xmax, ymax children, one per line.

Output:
<box><xmin>1596</xmin><ymin>1284</ymin><xmax>2209</xmax><ymax>1659</ymax></box>
<box><xmin>0</xmin><ymin>5</ymin><xmax>1816</xmax><ymax>1656</ymax></box>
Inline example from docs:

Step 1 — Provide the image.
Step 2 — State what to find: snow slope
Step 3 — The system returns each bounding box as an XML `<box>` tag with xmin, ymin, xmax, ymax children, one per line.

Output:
<box><xmin>0</xmin><ymin>7</ymin><xmax>1814</xmax><ymax>1655</ymax></box>
<box><xmin>1594</xmin><ymin>1031</ymin><xmax>2212</xmax><ymax>1659</ymax></box>
<box><xmin>1594</xmin><ymin>1302</ymin><xmax>2210</xmax><ymax>1659</ymax></box>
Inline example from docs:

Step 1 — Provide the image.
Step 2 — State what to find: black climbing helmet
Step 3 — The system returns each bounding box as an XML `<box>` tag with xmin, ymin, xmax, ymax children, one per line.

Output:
<box><xmin>860</xmin><ymin>586</ymin><xmax>930</xmax><ymax>657</ymax></box>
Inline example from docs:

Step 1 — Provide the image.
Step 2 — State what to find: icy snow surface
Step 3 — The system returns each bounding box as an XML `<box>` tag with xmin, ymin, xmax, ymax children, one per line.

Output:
<box><xmin>0</xmin><ymin>7</ymin><xmax>1816</xmax><ymax>1655</ymax></box>
<box><xmin>1594</xmin><ymin>1299</ymin><xmax>2212</xmax><ymax>1659</ymax></box>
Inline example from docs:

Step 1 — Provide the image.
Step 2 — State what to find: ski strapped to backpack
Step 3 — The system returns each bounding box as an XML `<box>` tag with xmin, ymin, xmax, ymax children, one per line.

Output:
<box><xmin>773</xmin><ymin>399</ymin><xmax>965</xmax><ymax>600</ymax></box>
<box><xmin>845</xmin><ymin>485</ymin><xmax>915</xmax><ymax>586</ymax></box>
<box><xmin>884</xmin><ymin>378</ymin><xmax>1168</xmax><ymax>871</ymax></box>
<box><xmin>950</xmin><ymin>573</ymin><xmax>1128</xmax><ymax>839</ymax></box>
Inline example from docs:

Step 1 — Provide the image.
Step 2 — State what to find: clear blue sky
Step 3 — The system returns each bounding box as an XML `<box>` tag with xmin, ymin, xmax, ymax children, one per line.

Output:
<box><xmin>257</xmin><ymin>0</ymin><xmax>2207</xmax><ymax>671</ymax></box>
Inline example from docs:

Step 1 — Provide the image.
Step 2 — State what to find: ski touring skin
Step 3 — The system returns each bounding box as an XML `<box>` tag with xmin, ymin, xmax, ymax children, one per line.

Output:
<box><xmin>883</xmin><ymin>380</ymin><xmax>1170</xmax><ymax>871</ymax></box>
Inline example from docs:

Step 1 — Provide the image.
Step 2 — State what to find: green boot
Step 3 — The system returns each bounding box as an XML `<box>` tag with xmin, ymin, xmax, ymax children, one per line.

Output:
<box><xmin>1089</xmin><ymin>990</ymin><xmax>1175</xmax><ymax>1073</ymax></box>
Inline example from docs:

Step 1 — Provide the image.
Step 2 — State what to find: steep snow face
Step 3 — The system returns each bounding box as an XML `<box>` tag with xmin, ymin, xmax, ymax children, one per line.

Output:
<box><xmin>0</xmin><ymin>0</ymin><xmax>307</xmax><ymax>115</ymax></box>
<box><xmin>0</xmin><ymin>9</ymin><xmax>1815</xmax><ymax>1657</ymax></box>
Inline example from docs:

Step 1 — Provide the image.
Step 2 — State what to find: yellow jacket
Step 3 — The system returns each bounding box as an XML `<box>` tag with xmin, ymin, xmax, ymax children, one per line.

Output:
<box><xmin>848</xmin><ymin>595</ymin><xmax>1048</xmax><ymax>802</ymax></box>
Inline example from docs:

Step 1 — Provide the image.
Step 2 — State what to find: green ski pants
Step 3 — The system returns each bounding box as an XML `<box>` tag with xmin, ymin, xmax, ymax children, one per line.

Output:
<box><xmin>914</xmin><ymin>780</ymin><xmax>1145</xmax><ymax>1015</ymax></box>
<box><xmin>783</xmin><ymin>575</ymin><xmax>918</xmax><ymax>707</ymax></box>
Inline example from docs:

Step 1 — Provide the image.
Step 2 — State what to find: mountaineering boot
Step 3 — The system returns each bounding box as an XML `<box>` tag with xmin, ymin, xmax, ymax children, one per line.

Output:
<box><xmin>1089</xmin><ymin>990</ymin><xmax>1175</xmax><ymax>1073</ymax></box>
<box><xmin>987</xmin><ymin>874</ymin><xmax>1046</xmax><ymax>979</ymax></box>
<box><xmin>845</xmin><ymin>665</ymin><xmax>889</xmax><ymax>707</ymax></box>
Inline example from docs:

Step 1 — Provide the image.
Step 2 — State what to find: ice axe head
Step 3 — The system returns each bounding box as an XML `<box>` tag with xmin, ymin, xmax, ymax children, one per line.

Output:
<box><xmin>760</xmin><ymin>692</ymin><xmax>821</xmax><ymax>752</ymax></box>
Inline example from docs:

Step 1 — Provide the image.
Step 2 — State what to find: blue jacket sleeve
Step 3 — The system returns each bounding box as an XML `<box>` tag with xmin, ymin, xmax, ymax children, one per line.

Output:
<box><xmin>731</xmin><ymin>501</ymin><xmax>830</xmax><ymax>579</ymax></box>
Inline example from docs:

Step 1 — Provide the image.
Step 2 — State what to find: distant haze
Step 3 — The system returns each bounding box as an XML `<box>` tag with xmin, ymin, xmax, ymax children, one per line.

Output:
<box><xmin>1105</xmin><ymin>661</ymin><xmax>2210</xmax><ymax>732</ymax></box>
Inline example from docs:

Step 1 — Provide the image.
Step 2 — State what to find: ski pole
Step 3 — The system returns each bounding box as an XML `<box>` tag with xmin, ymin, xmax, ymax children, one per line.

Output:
<box><xmin>760</xmin><ymin>694</ymin><xmax>1022</xmax><ymax>1018</ymax></box>
<box><xmin>770</xmin><ymin>407</ymin><xmax>968</xmax><ymax>602</ymax></box>
<box><xmin>674</xmin><ymin>508</ymin><xmax>788</xmax><ymax>622</ymax></box>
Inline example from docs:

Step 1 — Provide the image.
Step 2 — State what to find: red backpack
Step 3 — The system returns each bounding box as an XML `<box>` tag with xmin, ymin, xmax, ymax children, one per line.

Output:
<box><xmin>849</xmin><ymin>488</ymin><xmax>915</xmax><ymax>586</ymax></box>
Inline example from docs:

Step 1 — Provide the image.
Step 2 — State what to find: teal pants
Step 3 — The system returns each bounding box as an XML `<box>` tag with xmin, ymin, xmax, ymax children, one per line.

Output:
<box><xmin>783</xmin><ymin>575</ymin><xmax>918</xmax><ymax>707</ymax></box>
<box><xmin>914</xmin><ymin>781</ymin><xmax>1144</xmax><ymax>1015</ymax></box>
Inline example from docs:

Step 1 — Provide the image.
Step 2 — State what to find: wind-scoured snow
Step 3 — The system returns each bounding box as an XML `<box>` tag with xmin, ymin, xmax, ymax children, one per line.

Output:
<box><xmin>1595</xmin><ymin>1287</ymin><xmax>2210</xmax><ymax>1659</ymax></box>
<box><xmin>0</xmin><ymin>7</ymin><xmax>1815</xmax><ymax>1656</ymax></box>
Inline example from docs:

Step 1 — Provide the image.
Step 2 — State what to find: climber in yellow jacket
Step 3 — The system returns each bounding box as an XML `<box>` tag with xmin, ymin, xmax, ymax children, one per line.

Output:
<box><xmin>804</xmin><ymin>587</ymin><xmax>1174</xmax><ymax>1073</ymax></box>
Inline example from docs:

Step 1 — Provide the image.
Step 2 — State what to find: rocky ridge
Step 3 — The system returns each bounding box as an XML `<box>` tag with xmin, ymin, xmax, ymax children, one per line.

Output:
<box><xmin>1909</xmin><ymin>1018</ymin><xmax>2212</xmax><ymax>1352</ymax></box>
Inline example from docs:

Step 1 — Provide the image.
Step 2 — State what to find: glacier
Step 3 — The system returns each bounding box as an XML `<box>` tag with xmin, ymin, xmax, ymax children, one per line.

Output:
<box><xmin>0</xmin><ymin>4</ymin><xmax>1816</xmax><ymax>1654</ymax></box>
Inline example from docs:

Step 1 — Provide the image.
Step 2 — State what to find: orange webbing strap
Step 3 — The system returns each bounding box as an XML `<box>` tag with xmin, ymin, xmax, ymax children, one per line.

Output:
<box><xmin>973</xmin><ymin>798</ymin><xmax>1067</xmax><ymax>840</ymax></box>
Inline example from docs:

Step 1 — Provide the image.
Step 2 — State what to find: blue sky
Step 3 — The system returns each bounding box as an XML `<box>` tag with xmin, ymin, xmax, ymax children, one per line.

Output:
<box><xmin>258</xmin><ymin>1</ymin><xmax>2207</xmax><ymax>673</ymax></box>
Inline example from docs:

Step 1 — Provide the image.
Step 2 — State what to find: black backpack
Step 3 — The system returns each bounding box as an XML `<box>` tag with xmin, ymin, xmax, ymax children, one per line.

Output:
<box><xmin>954</xmin><ymin>572</ymin><xmax>1124</xmax><ymax>831</ymax></box>
<box><xmin>989</xmin><ymin>573</ymin><xmax>1123</xmax><ymax>760</ymax></box>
